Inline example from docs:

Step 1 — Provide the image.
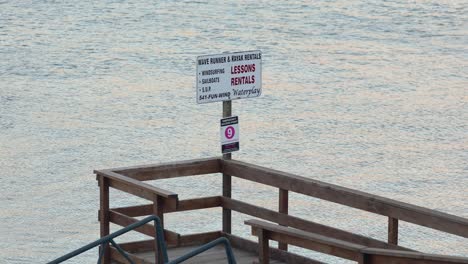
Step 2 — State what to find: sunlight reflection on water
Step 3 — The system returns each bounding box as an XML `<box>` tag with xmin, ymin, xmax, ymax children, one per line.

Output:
<box><xmin>1</xmin><ymin>0</ymin><xmax>467</xmax><ymax>263</ymax></box>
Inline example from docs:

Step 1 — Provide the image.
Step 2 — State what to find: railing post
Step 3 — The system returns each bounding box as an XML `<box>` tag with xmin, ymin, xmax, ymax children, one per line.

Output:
<box><xmin>278</xmin><ymin>188</ymin><xmax>288</xmax><ymax>251</ymax></box>
<box><xmin>258</xmin><ymin>229</ymin><xmax>270</xmax><ymax>264</ymax></box>
<box><xmin>222</xmin><ymin>100</ymin><xmax>232</xmax><ymax>234</ymax></box>
<box><xmin>388</xmin><ymin>217</ymin><xmax>398</xmax><ymax>245</ymax></box>
<box><xmin>99</xmin><ymin>176</ymin><xmax>110</xmax><ymax>264</ymax></box>
<box><xmin>358</xmin><ymin>253</ymin><xmax>371</xmax><ymax>264</ymax></box>
<box><xmin>153</xmin><ymin>195</ymin><xmax>165</xmax><ymax>264</ymax></box>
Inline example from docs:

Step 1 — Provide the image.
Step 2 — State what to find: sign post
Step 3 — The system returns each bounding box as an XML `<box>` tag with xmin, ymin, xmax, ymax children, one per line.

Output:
<box><xmin>196</xmin><ymin>50</ymin><xmax>262</xmax><ymax>234</ymax></box>
<box><xmin>222</xmin><ymin>101</ymin><xmax>232</xmax><ymax>234</ymax></box>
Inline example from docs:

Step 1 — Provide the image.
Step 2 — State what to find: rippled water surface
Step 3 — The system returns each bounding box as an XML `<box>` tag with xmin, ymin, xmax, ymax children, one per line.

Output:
<box><xmin>1</xmin><ymin>1</ymin><xmax>467</xmax><ymax>263</ymax></box>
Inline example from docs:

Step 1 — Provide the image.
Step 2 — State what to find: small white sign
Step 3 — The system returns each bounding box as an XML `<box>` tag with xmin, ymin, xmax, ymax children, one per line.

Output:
<box><xmin>220</xmin><ymin>116</ymin><xmax>239</xmax><ymax>154</ymax></box>
<box><xmin>196</xmin><ymin>50</ymin><xmax>262</xmax><ymax>104</ymax></box>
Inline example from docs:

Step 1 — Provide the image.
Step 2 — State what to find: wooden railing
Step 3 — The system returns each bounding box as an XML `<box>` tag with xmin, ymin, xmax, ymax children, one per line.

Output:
<box><xmin>246</xmin><ymin>219</ymin><xmax>468</xmax><ymax>264</ymax></box>
<box><xmin>95</xmin><ymin>157</ymin><xmax>468</xmax><ymax>264</ymax></box>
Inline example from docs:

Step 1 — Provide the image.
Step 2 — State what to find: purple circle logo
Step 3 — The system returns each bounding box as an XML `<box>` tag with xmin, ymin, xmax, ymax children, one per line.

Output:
<box><xmin>225</xmin><ymin>126</ymin><xmax>235</xmax><ymax>139</ymax></box>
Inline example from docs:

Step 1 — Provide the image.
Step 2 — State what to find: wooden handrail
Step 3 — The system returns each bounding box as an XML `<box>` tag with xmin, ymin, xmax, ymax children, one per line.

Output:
<box><xmin>110</xmin><ymin>157</ymin><xmax>221</xmax><ymax>181</ymax></box>
<box><xmin>222</xmin><ymin>197</ymin><xmax>408</xmax><ymax>251</ymax></box>
<box><xmin>95</xmin><ymin>158</ymin><xmax>468</xmax><ymax>263</ymax></box>
<box><xmin>223</xmin><ymin>159</ymin><xmax>468</xmax><ymax>239</ymax></box>
<box><xmin>361</xmin><ymin>248</ymin><xmax>468</xmax><ymax>264</ymax></box>
<box><xmin>246</xmin><ymin>219</ymin><xmax>468</xmax><ymax>264</ymax></box>
<box><xmin>246</xmin><ymin>219</ymin><xmax>366</xmax><ymax>262</ymax></box>
<box><xmin>95</xmin><ymin>170</ymin><xmax>178</xmax><ymax>199</ymax></box>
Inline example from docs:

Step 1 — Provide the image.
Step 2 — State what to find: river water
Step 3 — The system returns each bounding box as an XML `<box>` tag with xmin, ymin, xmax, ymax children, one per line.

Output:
<box><xmin>1</xmin><ymin>1</ymin><xmax>467</xmax><ymax>263</ymax></box>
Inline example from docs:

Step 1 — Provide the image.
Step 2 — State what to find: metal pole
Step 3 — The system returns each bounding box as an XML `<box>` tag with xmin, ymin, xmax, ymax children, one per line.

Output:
<box><xmin>222</xmin><ymin>100</ymin><xmax>232</xmax><ymax>234</ymax></box>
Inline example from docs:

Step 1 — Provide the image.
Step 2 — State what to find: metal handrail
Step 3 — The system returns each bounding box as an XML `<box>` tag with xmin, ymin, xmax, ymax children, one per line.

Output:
<box><xmin>48</xmin><ymin>215</ymin><xmax>166</xmax><ymax>264</ymax></box>
<box><xmin>48</xmin><ymin>215</ymin><xmax>236</xmax><ymax>264</ymax></box>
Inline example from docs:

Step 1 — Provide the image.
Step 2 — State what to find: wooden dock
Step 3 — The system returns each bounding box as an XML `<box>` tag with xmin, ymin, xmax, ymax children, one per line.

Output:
<box><xmin>112</xmin><ymin>244</ymin><xmax>287</xmax><ymax>264</ymax></box>
<box><xmin>95</xmin><ymin>157</ymin><xmax>468</xmax><ymax>264</ymax></box>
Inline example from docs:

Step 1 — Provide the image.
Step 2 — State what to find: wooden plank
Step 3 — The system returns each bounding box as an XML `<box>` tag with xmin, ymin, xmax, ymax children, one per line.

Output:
<box><xmin>110</xmin><ymin>157</ymin><xmax>221</xmax><ymax>181</ymax></box>
<box><xmin>365</xmin><ymin>255</ymin><xmax>459</xmax><ymax>264</ymax></box>
<box><xmin>178</xmin><ymin>231</ymin><xmax>222</xmax><ymax>247</ymax></box>
<box><xmin>166</xmin><ymin>244</ymin><xmax>232</xmax><ymax>262</ymax></box>
<box><xmin>222</xmin><ymin>160</ymin><xmax>468</xmax><ymax>238</ymax></box>
<box><xmin>388</xmin><ymin>217</ymin><xmax>398</xmax><ymax>245</ymax></box>
<box><xmin>271</xmin><ymin>232</ymin><xmax>360</xmax><ymax>261</ymax></box>
<box><xmin>109</xmin><ymin>210</ymin><xmax>155</xmax><ymax>237</ymax></box>
<box><xmin>107</xmin><ymin>178</ymin><xmax>155</xmax><ymax>201</ymax></box>
<box><xmin>225</xmin><ymin>233</ymin><xmax>324</xmax><ymax>264</ymax></box>
<box><xmin>176</xmin><ymin>196</ymin><xmax>222</xmax><ymax>213</ymax></box>
<box><xmin>112</xmin><ymin>204</ymin><xmax>153</xmax><ymax>217</ymax></box>
<box><xmin>222</xmin><ymin>197</ymin><xmax>410</xmax><ymax>251</ymax></box>
<box><xmin>111</xmin><ymin>196</ymin><xmax>222</xmax><ymax>217</ymax></box>
<box><xmin>99</xmin><ymin>175</ymin><xmax>111</xmax><ymax>264</ymax></box>
<box><xmin>278</xmin><ymin>189</ymin><xmax>288</xmax><ymax>251</ymax></box>
<box><xmin>247</xmin><ymin>219</ymin><xmax>365</xmax><ymax>261</ymax></box>
<box><xmin>95</xmin><ymin>170</ymin><xmax>178</xmax><ymax>200</ymax></box>
<box><xmin>166</xmin><ymin>244</ymin><xmax>253</xmax><ymax>264</ymax></box>
<box><xmin>158</xmin><ymin>243</ymin><xmax>286</xmax><ymax>264</ymax></box>
<box><xmin>361</xmin><ymin>248</ymin><xmax>468</xmax><ymax>264</ymax></box>
<box><xmin>118</xmin><ymin>240</ymin><xmax>154</xmax><ymax>254</ymax></box>
<box><xmin>109</xmin><ymin>246</ymin><xmax>153</xmax><ymax>264</ymax></box>
<box><xmin>108</xmin><ymin>210</ymin><xmax>179</xmax><ymax>244</ymax></box>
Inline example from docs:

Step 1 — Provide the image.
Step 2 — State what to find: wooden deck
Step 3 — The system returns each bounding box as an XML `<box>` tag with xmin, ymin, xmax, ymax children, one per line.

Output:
<box><xmin>132</xmin><ymin>245</ymin><xmax>285</xmax><ymax>264</ymax></box>
<box><xmin>108</xmin><ymin>233</ymin><xmax>319</xmax><ymax>264</ymax></box>
<box><xmin>96</xmin><ymin>157</ymin><xmax>468</xmax><ymax>264</ymax></box>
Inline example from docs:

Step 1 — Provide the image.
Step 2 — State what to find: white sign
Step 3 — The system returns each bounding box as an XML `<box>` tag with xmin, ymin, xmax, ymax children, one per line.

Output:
<box><xmin>220</xmin><ymin>116</ymin><xmax>239</xmax><ymax>154</ymax></box>
<box><xmin>196</xmin><ymin>50</ymin><xmax>262</xmax><ymax>104</ymax></box>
